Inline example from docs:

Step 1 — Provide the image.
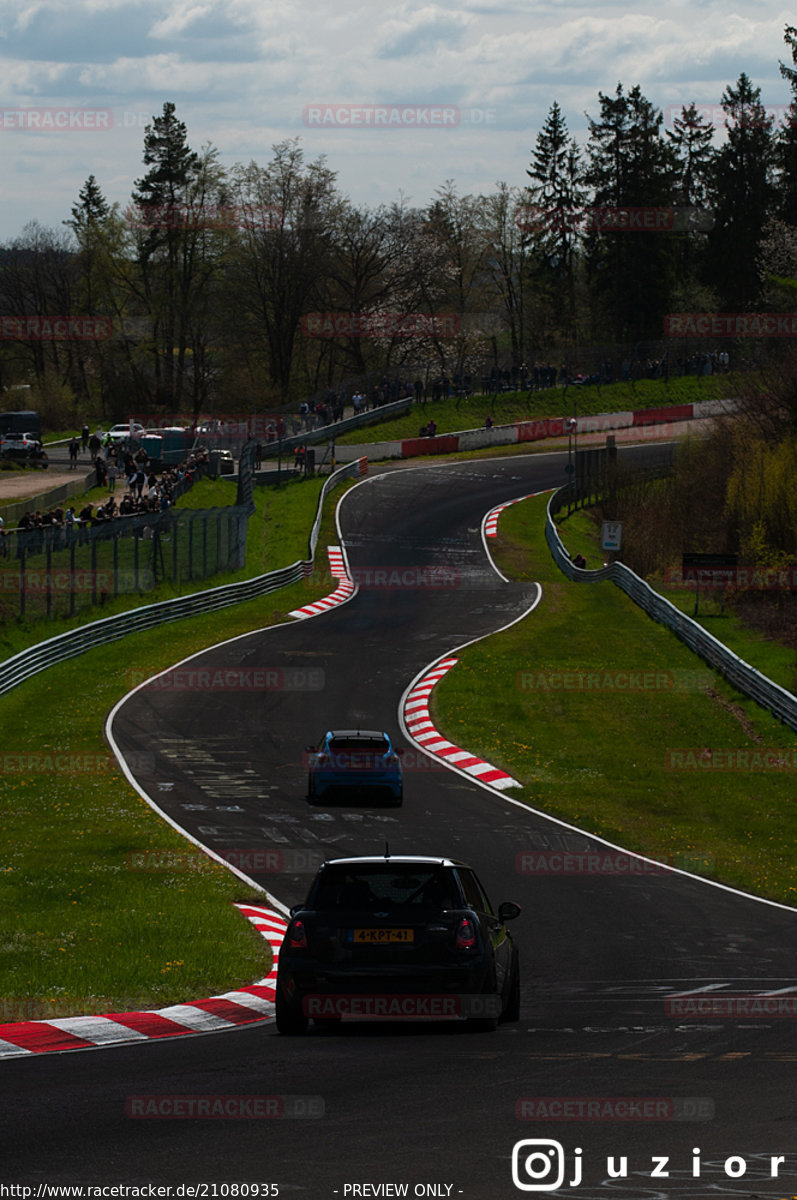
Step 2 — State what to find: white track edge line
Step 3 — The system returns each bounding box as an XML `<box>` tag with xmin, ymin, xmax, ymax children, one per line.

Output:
<box><xmin>397</xmin><ymin>488</ymin><xmax>797</xmax><ymax>918</ymax></box>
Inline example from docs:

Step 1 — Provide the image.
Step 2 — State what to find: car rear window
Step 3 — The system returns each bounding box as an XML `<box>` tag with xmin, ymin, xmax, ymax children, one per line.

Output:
<box><xmin>328</xmin><ymin>736</ymin><xmax>389</xmax><ymax>752</ymax></box>
<box><xmin>309</xmin><ymin>866</ymin><xmax>460</xmax><ymax>911</ymax></box>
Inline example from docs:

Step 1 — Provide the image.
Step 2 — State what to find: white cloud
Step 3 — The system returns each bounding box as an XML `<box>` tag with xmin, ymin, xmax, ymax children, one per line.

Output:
<box><xmin>375</xmin><ymin>3</ymin><xmax>471</xmax><ymax>57</ymax></box>
<box><xmin>149</xmin><ymin>3</ymin><xmax>214</xmax><ymax>39</ymax></box>
<box><xmin>0</xmin><ymin>0</ymin><xmax>793</xmax><ymax>238</ymax></box>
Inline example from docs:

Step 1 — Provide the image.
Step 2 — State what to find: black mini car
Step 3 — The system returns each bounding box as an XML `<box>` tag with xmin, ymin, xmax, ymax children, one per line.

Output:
<box><xmin>275</xmin><ymin>854</ymin><xmax>521</xmax><ymax>1034</ymax></box>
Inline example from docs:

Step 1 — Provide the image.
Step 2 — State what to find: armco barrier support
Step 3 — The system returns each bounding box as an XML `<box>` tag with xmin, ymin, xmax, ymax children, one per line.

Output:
<box><xmin>545</xmin><ymin>486</ymin><xmax>797</xmax><ymax>732</ymax></box>
<box><xmin>0</xmin><ymin>458</ymin><xmax>367</xmax><ymax>699</ymax></box>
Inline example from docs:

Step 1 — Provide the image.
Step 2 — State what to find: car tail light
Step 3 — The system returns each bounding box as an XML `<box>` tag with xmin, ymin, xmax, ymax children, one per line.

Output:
<box><xmin>288</xmin><ymin>920</ymin><xmax>307</xmax><ymax>950</ymax></box>
<box><xmin>455</xmin><ymin>917</ymin><xmax>477</xmax><ymax>951</ymax></box>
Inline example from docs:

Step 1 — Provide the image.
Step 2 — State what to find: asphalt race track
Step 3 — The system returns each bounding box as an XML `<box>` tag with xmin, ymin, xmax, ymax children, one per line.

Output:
<box><xmin>3</xmin><ymin>446</ymin><xmax>797</xmax><ymax>1198</ymax></box>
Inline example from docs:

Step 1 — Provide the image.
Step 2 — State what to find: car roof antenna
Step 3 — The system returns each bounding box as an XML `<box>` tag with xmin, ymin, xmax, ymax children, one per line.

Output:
<box><xmin>384</xmin><ymin>841</ymin><xmax>390</xmax><ymax>860</ymax></box>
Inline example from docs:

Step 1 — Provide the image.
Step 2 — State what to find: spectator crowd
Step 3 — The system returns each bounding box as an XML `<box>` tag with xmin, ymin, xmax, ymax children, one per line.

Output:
<box><xmin>8</xmin><ymin>438</ymin><xmax>210</xmax><ymax>552</ymax></box>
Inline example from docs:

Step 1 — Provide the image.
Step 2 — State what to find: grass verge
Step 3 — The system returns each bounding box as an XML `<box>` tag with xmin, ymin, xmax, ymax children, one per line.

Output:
<box><xmin>334</xmin><ymin>375</ymin><xmax>738</xmax><ymax>445</ymax></box>
<box><xmin>0</xmin><ymin>475</ymin><xmax>356</xmax><ymax>1018</ymax></box>
<box><xmin>431</xmin><ymin>493</ymin><xmax>797</xmax><ymax>907</ymax></box>
<box><xmin>556</xmin><ymin>505</ymin><xmax>797</xmax><ymax>694</ymax></box>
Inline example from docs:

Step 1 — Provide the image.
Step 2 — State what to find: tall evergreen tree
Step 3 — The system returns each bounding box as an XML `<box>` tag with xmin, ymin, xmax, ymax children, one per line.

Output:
<box><xmin>776</xmin><ymin>24</ymin><xmax>797</xmax><ymax>223</ymax></box>
<box><xmin>666</xmin><ymin>104</ymin><xmax>716</xmax><ymax>209</ymax></box>
<box><xmin>131</xmin><ymin>102</ymin><xmax>215</xmax><ymax>409</ymax></box>
<box><xmin>705</xmin><ymin>73</ymin><xmax>775</xmax><ymax>310</ymax></box>
<box><xmin>584</xmin><ymin>83</ymin><xmax>679</xmax><ymax>341</ymax></box>
<box><xmin>133</xmin><ymin>103</ymin><xmax>200</xmax><ymax>222</ymax></box>
<box><xmin>525</xmin><ymin>101</ymin><xmax>584</xmax><ymax>334</ymax></box>
<box><xmin>63</xmin><ymin>176</ymin><xmax>118</xmax><ymax>410</ymax></box>
<box><xmin>665</xmin><ymin>104</ymin><xmax>717</xmax><ymax>304</ymax></box>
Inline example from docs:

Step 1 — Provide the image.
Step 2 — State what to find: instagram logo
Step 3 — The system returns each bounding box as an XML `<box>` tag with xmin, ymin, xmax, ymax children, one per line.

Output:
<box><xmin>512</xmin><ymin>1140</ymin><xmax>579</xmax><ymax>1191</ymax></box>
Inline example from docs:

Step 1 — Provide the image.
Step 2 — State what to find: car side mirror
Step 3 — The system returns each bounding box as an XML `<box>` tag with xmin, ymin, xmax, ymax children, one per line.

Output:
<box><xmin>289</xmin><ymin>904</ymin><xmax>304</xmax><ymax>918</ymax></box>
<box><xmin>498</xmin><ymin>901</ymin><xmax>522</xmax><ymax>923</ymax></box>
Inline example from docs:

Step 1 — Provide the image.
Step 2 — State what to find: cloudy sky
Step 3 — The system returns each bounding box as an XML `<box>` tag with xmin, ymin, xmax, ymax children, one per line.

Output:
<box><xmin>0</xmin><ymin>0</ymin><xmax>794</xmax><ymax>241</ymax></box>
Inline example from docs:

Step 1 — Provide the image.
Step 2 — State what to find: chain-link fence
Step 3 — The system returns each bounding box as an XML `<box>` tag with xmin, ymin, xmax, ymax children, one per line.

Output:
<box><xmin>0</xmin><ymin>493</ymin><xmax>251</xmax><ymax>623</ymax></box>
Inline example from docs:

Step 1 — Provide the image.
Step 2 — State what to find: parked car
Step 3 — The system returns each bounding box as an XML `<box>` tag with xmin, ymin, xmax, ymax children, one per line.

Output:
<box><xmin>0</xmin><ymin>431</ymin><xmax>40</xmax><ymax>453</ymax></box>
<box><xmin>106</xmin><ymin>422</ymin><xmax>145</xmax><ymax>443</ymax></box>
<box><xmin>306</xmin><ymin>729</ymin><xmax>403</xmax><ymax>806</ymax></box>
<box><xmin>0</xmin><ymin>432</ymin><xmax>47</xmax><ymax>466</ymax></box>
<box><xmin>275</xmin><ymin>854</ymin><xmax>521</xmax><ymax>1034</ymax></box>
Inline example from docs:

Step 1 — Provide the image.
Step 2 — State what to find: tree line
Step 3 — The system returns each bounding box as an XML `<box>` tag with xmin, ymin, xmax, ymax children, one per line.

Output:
<box><xmin>2</xmin><ymin>25</ymin><xmax>797</xmax><ymax>421</ymax></box>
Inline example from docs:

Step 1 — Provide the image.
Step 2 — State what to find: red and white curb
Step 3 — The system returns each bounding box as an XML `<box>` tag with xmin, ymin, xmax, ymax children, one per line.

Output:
<box><xmin>0</xmin><ymin>905</ymin><xmax>286</xmax><ymax>1058</ymax></box>
<box><xmin>402</xmin><ymin>658</ymin><xmax>521</xmax><ymax>790</ymax></box>
<box><xmin>483</xmin><ymin>490</ymin><xmax>552</xmax><ymax>537</ymax></box>
<box><xmin>289</xmin><ymin>545</ymin><xmax>355</xmax><ymax>619</ymax></box>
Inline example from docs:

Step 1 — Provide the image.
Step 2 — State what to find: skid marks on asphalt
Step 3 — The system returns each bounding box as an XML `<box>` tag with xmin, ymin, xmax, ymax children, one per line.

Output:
<box><xmin>153</xmin><ymin>734</ymin><xmax>269</xmax><ymax>802</ymax></box>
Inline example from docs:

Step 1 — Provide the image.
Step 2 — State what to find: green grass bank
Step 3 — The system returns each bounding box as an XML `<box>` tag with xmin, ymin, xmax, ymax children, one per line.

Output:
<box><xmin>431</xmin><ymin>493</ymin><xmax>797</xmax><ymax>907</ymax></box>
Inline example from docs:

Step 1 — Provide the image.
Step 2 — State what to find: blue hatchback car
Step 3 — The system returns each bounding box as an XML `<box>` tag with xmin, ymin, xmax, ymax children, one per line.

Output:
<box><xmin>306</xmin><ymin>729</ymin><xmax>403</xmax><ymax>806</ymax></box>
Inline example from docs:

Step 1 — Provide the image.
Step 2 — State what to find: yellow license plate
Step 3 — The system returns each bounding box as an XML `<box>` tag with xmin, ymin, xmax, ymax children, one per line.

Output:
<box><xmin>352</xmin><ymin>928</ymin><xmax>414</xmax><ymax>944</ymax></box>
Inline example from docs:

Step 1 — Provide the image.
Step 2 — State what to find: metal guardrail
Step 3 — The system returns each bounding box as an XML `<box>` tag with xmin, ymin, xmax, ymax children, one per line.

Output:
<box><xmin>0</xmin><ymin>458</ymin><xmax>367</xmax><ymax>699</ymax></box>
<box><xmin>545</xmin><ymin>486</ymin><xmax>797</xmax><ymax>732</ymax></box>
<box><xmin>259</xmin><ymin>397</ymin><xmax>414</xmax><ymax>458</ymax></box>
<box><xmin>190</xmin><ymin>398</ymin><xmax>415</xmax><ymax>462</ymax></box>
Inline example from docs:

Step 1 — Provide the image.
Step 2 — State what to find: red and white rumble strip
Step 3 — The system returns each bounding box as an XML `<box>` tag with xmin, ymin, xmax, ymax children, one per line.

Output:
<box><xmin>483</xmin><ymin>490</ymin><xmax>553</xmax><ymax>538</ymax></box>
<box><xmin>0</xmin><ymin>905</ymin><xmax>286</xmax><ymax>1058</ymax></box>
<box><xmin>289</xmin><ymin>545</ymin><xmax>356</xmax><ymax>619</ymax></box>
<box><xmin>403</xmin><ymin>658</ymin><xmax>521</xmax><ymax>790</ymax></box>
